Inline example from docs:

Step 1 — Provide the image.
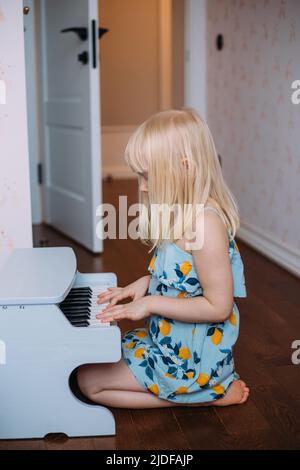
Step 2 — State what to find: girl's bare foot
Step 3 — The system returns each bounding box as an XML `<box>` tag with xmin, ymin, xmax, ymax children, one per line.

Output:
<box><xmin>213</xmin><ymin>380</ymin><xmax>249</xmax><ymax>406</ymax></box>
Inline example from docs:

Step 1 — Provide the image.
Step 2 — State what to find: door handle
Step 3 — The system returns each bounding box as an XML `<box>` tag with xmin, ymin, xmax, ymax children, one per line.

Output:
<box><xmin>61</xmin><ymin>27</ymin><xmax>88</xmax><ymax>41</ymax></box>
<box><xmin>78</xmin><ymin>51</ymin><xmax>89</xmax><ymax>65</ymax></box>
<box><xmin>98</xmin><ymin>27</ymin><xmax>109</xmax><ymax>39</ymax></box>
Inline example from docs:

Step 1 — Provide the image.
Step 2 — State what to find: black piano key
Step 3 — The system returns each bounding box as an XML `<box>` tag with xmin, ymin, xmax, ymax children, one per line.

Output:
<box><xmin>68</xmin><ymin>288</ymin><xmax>92</xmax><ymax>295</ymax></box>
<box><xmin>62</xmin><ymin>313</ymin><xmax>90</xmax><ymax>319</ymax></box>
<box><xmin>62</xmin><ymin>296</ymin><xmax>90</xmax><ymax>303</ymax></box>
<box><xmin>61</xmin><ymin>293</ymin><xmax>91</xmax><ymax>301</ymax></box>
<box><xmin>62</xmin><ymin>308</ymin><xmax>91</xmax><ymax>315</ymax></box>
<box><xmin>72</xmin><ymin>321</ymin><xmax>89</xmax><ymax>327</ymax></box>
<box><xmin>60</xmin><ymin>303</ymin><xmax>90</xmax><ymax>309</ymax></box>
<box><xmin>62</xmin><ymin>310</ymin><xmax>91</xmax><ymax>316</ymax></box>
<box><xmin>70</xmin><ymin>287</ymin><xmax>91</xmax><ymax>291</ymax></box>
<box><xmin>61</xmin><ymin>289</ymin><xmax>92</xmax><ymax>303</ymax></box>
<box><xmin>64</xmin><ymin>291</ymin><xmax>92</xmax><ymax>298</ymax></box>
<box><xmin>60</xmin><ymin>300</ymin><xmax>92</xmax><ymax>307</ymax></box>
<box><xmin>60</xmin><ymin>304</ymin><xmax>92</xmax><ymax>312</ymax></box>
<box><xmin>61</xmin><ymin>295</ymin><xmax>92</xmax><ymax>304</ymax></box>
<box><xmin>61</xmin><ymin>298</ymin><xmax>90</xmax><ymax>305</ymax></box>
<box><xmin>67</xmin><ymin>316</ymin><xmax>90</xmax><ymax>324</ymax></box>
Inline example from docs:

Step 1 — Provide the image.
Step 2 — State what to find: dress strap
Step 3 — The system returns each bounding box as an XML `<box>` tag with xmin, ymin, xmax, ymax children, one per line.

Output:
<box><xmin>203</xmin><ymin>206</ymin><xmax>221</xmax><ymax>216</ymax></box>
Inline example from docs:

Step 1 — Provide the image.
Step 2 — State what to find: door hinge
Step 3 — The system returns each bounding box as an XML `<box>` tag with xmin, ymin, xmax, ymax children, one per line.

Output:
<box><xmin>37</xmin><ymin>163</ymin><xmax>43</xmax><ymax>185</ymax></box>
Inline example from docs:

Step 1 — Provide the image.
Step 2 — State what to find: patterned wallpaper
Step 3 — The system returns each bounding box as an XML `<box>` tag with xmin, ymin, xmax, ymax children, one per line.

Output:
<box><xmin>206</xmin><ymin>0</ymin><xmax>300</xmax><ymax>261</ymax></box>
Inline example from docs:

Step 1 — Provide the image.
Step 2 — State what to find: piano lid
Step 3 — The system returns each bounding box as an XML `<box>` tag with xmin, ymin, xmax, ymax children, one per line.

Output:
<box><xmin>0</xmin><ymin>247</ymin><xmax>77</xmax><ymax>305</ymax></box>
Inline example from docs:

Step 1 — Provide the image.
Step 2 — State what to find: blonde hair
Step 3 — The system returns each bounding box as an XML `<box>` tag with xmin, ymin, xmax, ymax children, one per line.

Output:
<box><xmin>124</xmin><ymin>107</ymin><xmax>240</xmax><ymax>252</ymax></box>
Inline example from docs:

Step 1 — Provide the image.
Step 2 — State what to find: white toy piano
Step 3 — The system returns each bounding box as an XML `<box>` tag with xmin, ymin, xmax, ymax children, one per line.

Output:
<box><xmin>0</xmin><ymin>247</ymin><xmax>121</xmax><ymax>439</ymax></box>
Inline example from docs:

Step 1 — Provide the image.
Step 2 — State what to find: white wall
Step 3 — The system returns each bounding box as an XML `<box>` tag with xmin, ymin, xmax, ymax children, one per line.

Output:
<box><xmin>0</xmin><ymin>0</ymin><xmax>33</xmax><ymax>268</ymax></box>
<box><xmin>206</xmin><ymin>0</ymin><xmax>300</xmax><ymax>277</ymax></box>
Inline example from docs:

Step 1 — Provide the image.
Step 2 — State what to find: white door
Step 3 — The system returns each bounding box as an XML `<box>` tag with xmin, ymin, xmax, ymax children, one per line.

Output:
<box><xmin>40</xmin><ymin>0</ymin><xmax>102</xmax><ymax>252</ymax></box>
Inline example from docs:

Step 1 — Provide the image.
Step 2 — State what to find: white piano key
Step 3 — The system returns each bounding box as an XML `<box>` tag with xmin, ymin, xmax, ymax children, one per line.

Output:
<box><xmin>60</xmin><ymin>285</ymin><xmax>117</xmax><ymax>328</ymax></box>
<box><xmin>88</xmin><ymin>321</ymin><xmax>111</xmax><ymax>327</ymax></box>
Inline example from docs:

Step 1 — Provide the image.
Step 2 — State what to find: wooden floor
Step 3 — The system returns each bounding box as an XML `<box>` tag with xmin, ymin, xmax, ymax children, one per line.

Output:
<box><xmin>1</xmin><ymin>178</ymin><xmax>300</xmax><ymax>450</ymax></box>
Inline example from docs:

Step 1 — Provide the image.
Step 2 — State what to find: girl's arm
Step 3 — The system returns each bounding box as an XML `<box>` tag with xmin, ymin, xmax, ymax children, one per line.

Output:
<box><xmin>147</xmin><ymin>210</ymin><xmax>234</xmax><ymax>323</ymax></box>
<box><xmin>98</xmin><ymin>211</ymin><xmax>234</xmax><ymax>324</ymax></box>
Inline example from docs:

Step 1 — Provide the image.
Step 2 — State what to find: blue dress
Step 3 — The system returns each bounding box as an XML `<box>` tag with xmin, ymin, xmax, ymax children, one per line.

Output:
<box><xmin>121</xmin><ymin>212</ymin><xmax>247</xmax><ymax>403</ymax></box>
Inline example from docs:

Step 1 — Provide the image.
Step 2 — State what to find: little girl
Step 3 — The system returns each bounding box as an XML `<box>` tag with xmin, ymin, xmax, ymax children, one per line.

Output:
<box><xmin>77</xmin><ymin>108</ymin><xmax>249</xmax><ymax>408</ymax></box>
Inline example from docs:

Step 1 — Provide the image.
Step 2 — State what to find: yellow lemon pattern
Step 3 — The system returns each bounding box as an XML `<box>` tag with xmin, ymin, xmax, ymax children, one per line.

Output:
<box><xmin>196</xmin><ymin>373</ymin><xmax>210</xmax><ymax>387</ymax></box>
<box><xmin>207</xmin><ymin>326</ymin><xmax>223</xmax><ymax>346</ymax></box>
<box><xmin>148</xmin><ymin>384</ymin><xmax>160</xmax><ymax>395</ymax></box>
<box><xmin>158</xmin><ymin>319</ymin><xmax>171</xmax><ymax>336</ymax></box>
<box><xmin>122</xmin><ymin>232</ymin><xmax>246</xmax><ymax>404</ymax></box>
<box><xmin>148</xmin><ymin>254</ymin><xmax>157</xmax><ymax>272</ymax></box>
<box><xmin>211</xmin><ymin>384</ymin><xmax>225</xmax><ymax>395</ymax></box>
<box><xmin>180</xmin><ymin>261</ymin><xmax>192</xmax><ymax>276</ymax></box>
<box><xmin>164</xmin><ymin>372</ymin><xmax>176</xmax><ymax>379</ymax></box>
<box><xmin>178</xmin><ymin>347</ymin><xmax>191</xmax><ymax>360</ymax></box>
<box><xmin>176</xmin><ymin>386</ymin><xmax>188</xmax><ymax>395</ymax></box>
<box><xmin>134</xmin><ymin>330</ymin><xmax>148</xmax><ymax>338</ymax></box>
<box><xmin>186</xmin><ymin>371</ymin><xmax>195</xmax><ymax>379</ymax></box>
<box><xmin>125</xmin><ymin>341</ymin><xmax>137</xmax><ymax>349</ymax></box>
<box><xmin>177</xmin><ymin>291</ymin><xmax>188</xmax><ymax>298</ymax></box>
<box><xmin>229</xmin><ymin>310</ymin><xmax>237</xmax><ymax>327</ymax></box>
<box><xmin>134</xmin><ymin>347</ymin><xmax>145</xmax><ymax>359</ymax></box>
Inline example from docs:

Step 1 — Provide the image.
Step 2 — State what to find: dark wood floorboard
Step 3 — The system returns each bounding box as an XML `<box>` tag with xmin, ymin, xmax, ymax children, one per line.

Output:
<box><xmin>1</xmin><ymin>178</ymin><xmax>300</xmax><ymax>450</ymax></box>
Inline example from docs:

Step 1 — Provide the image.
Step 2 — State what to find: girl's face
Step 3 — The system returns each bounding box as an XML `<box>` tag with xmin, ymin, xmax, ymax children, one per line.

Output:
<box><xmin>137</xmin><ymin>171</ymin><xmax>148</xmax><ymax>192</ymax></box>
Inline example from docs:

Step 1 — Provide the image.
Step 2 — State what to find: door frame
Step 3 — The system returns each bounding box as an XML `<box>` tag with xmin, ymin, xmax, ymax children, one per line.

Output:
<box><xmin>158</xmin><ymin>0</ymin><xmax>172</xmax><ymax>110</ymax></box>
<box><xmin>23</xmin><ymin>0</ymin><xmax>43</xmax><ymax>224</ymax></box>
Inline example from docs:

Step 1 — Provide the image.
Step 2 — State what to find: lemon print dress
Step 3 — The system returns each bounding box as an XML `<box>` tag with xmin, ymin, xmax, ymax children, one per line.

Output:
<box><xmin>121</xmin><ymin>207</ymin><xmax>247</xmax><ymax>403</ymax></box>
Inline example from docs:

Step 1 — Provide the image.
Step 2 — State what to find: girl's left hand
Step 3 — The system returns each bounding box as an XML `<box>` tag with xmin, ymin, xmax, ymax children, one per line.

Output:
<box><xmin>96</xmin><ymin>296</ymin><xmax>151</xmax><ymax>323</ymax></box>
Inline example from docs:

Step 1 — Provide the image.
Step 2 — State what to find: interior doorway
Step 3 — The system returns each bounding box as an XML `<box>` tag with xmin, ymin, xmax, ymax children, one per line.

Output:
<box><xmin>23</xmin><ymin>0</ymin><xmax>184</xmax><ymax>251</ymax></box>
<box><xmin>100</xmin><ymin>0</ymin><xmax>184</xmax><ymax>179</ymax></box>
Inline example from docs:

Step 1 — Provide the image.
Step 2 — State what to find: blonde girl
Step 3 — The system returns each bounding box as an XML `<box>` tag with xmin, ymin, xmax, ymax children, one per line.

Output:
<box><xmin>77</xmin><ymin>108</ymin><xmax>249</xmax><ymax>408</ymax></box>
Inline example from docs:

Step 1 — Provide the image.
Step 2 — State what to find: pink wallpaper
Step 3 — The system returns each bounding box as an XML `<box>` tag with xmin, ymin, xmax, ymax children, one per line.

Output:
<box><xmin>207</xmin><ymin>0</ymin><xmax>300</xmax><ymax>257</ymax></box>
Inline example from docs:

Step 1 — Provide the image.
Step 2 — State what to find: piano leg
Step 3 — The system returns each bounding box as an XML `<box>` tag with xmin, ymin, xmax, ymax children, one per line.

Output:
<box><xmin>0</xmin><ymin>379</ymin><xmax>116</xmax><ymax>440</ymax></box>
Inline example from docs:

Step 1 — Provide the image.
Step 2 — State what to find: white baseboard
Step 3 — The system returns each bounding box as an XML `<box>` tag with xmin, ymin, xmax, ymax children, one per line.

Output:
<box><xmin>101</xmin><ymin>125</ymin><xmax>137</xmax><ymax>180</ymax></box>
<box><xmin>238</xmin><ymin>222</ymin><xmax>300</xmax><ymax>278</ymax></box>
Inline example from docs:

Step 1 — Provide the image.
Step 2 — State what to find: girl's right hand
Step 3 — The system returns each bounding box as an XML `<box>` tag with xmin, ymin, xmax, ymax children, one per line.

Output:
<box><xmin>97</xmin><ymin>275</ymin><xmax>151</xmax><ymax>306</ymax></box>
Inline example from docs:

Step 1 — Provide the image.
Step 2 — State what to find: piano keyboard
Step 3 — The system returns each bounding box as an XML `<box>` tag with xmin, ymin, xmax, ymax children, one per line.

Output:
<box><xmin>60</xmin><ymin>286</ymin><xmax>110</xmax><ymax>327</ymax></box>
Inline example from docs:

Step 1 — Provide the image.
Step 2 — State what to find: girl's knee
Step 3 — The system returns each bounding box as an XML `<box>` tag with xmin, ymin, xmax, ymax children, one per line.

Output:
<box><xmin>77</xmin><ymin>364</ymin><xmax>103</xmax><ymax>399</ymax></box>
